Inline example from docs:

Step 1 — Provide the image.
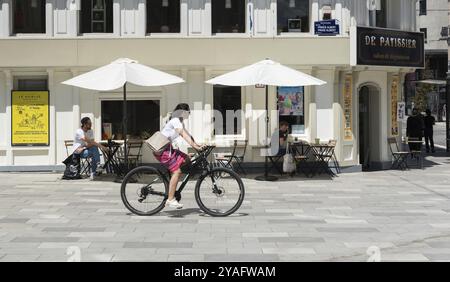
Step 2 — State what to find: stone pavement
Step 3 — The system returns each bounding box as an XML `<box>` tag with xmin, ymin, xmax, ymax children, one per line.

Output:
<box><xmin>1</xmin><ymin>153</ymin><xmax>450</xmax><ymax>262</ymax></box>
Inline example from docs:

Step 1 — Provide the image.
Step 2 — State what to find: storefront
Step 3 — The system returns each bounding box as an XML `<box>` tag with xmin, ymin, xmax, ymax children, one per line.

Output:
<box><xmin>0</xmin><ymin>0</ymin><xmax>422</xmax><ymax>171</ymax></box>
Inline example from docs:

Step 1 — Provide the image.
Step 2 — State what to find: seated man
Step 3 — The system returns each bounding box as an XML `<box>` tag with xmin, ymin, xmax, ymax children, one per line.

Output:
<box><xmin>73</xmin><ymin>117</ymin><xmax>107</xmax><ymax>180</ymax></box>
<box><xmin>270</xmin><ymin>121</ymin><xmax>290</xmax><ymax>156</ymax></box>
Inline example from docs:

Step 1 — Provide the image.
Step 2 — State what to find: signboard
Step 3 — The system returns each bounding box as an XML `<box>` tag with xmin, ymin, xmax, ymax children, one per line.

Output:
<box><xmin>11</xmin><ymin>91</ymin><xmax>50</xmax><ymax>146</ymax></box>
<box><xmin>278</xmin><ymin>87</ymin><xmax>304</xmax><ymax>116</ymax></box>
<box><xmin>314</xmin><ymin>20</ymin><xmax>340</xmax><ymax>36</ymax></box>
<box><xmin>354</xmin><ymin>26</ymin><xmax>425</xmax><ymax>68</ymax></box>
<box><xmin>397</xmin><ymin>102</ymin><xmax>406</xmax><ymax>120</ymax></box>
<box><xmin>391</xmin><ymin>76</ymin><xmax>399</xmax><ymax>136</ymax></box>
<box><xmin>343</xmin><ymin>74</ymin><xmax>353</xmax><ymax>141</ymax></box>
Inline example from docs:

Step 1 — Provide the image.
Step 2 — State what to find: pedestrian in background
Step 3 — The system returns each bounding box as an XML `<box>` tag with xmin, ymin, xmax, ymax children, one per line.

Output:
<box><xmin>423</xmin><ymin>109</ymin><xmax>436</xmax><ymax>153</ymax></box>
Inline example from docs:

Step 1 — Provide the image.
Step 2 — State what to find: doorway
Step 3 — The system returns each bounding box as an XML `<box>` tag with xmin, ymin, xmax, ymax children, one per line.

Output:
<box><xmin>358</xmin><ymin>85</ymin><xmax>380</xmax><ymax>171</ymax></box>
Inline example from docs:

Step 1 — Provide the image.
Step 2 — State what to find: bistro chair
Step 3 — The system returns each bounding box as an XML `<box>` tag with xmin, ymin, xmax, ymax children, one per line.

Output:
<box><xmin>214</xmin><ymin>140</ymin><xmax>248</xmax><ymax>174</ymax></box>
<box><xmin>291</xmin><ymin>140</ymin><xmax>311</xmax><ymax>178</ymax></box>
<box><xmin>64</xmin><ymin>140</ymin><xmax>91</xmax><ymax>176</ymax></box>
<box><xmin>327</xmin><ymin>139</ymin><xmax>341</xmax><ymax>174</ymax></box>
<box><xmin>407</xmin><ymin>137</ymin><xmax>424</xmax><ymax>169</ymax></box>
<box><xmin>387</xmin><ymin>137</ymin><xmax>409</xmax><ymax>170</ymax></box>
<box><xmin>116</xmin><ymin>139</ymin><xmax>144</xmax><ymax>171</ymax></box>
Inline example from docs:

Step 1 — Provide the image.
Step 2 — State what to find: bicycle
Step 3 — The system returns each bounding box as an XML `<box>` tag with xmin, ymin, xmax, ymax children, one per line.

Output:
<box><xmin>120</xmin><ymin>146</ymin><xmax>245</xmax><ymax>217</ymax></box>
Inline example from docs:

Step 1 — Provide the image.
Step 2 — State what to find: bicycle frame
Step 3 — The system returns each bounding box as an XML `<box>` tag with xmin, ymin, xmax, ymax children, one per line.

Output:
<box><xmin>156</xmin><ymin>146</ymin><xmax>216</xmax><ymax>197</ymax></box>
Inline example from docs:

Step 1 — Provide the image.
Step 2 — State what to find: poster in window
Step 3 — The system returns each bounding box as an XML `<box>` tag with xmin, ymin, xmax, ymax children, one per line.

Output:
<box><xmin>278</xmin><ymin>87</ymin><xmax>304</xmax><ymax>116</ymax></box>
<box><xmin>391</xmin><ymin>76</ymin><xmax>399</xmax><ymax>136</ymax></box>
<box><xmin>11</xmin><ymin>91</ymin><xmax>50</xmax><ymax>146</ymax></box>
<box><xmin>397</xmin><ymin>102</ymin><xmax>406</xmax><ymax>120</ymax></box>
<box><xmin>343</xmin><ymin>74</ymin><xmax>353</xmax><ymax>141</ymax></box>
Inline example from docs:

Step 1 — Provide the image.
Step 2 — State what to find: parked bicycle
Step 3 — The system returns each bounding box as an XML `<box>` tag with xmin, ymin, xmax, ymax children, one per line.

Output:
<box><xmin>120</xmin><ymin>146</ymin><xmax>245</xmax><ymax>217</ymax></box>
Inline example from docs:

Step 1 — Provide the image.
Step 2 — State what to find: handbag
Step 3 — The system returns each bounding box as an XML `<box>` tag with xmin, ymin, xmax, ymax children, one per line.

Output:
<box><xmin>283</xmin><ymin>141</ymin><xmax>296</xmax><ymax>173</ymax></box>
<box><xmin>145</xmin><ymin>131</ymin><xmax>170</xmax><ymax>154</ymax></box>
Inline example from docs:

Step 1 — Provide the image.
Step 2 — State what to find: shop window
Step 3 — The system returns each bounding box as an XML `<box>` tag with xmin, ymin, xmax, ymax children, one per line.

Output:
<box><xmin>419</xmin><ymin>0</ymin><xmax>427</xmax><ymax>16</ymax></box>
<box><xmin>15</xmin><ymin>78</ymin><xmax>48</xmax><ymax>91</ymax></box>
<box><xmin>277</xmin><ymin>0</ymin><xmax>309</xmax><ymax>33</ymax></box>
<box><xmin>375</xmin><ymin>0</ymin><xmax>387</xmax><ymax>28</ymax></box>
<box><xmin>212</xmin><ymin>0</ymin><xmax>246</xmax><ymax>34</ymax></box>
<box><xmin>277</xmin><ymin>87</ymin><xmax>305</xmax><ymax>135</ymax></box>
<box><xmin>147</xmin><ymin>0</ymin><xmax>180</xmax><ymax>33</ymax></box>
<box><xmin>80</xmin><ymin>0</ymin><xmax>114</xmax><ymax>33</ymax></box>
<box><xmin>213</xmin><ymin>86</ymin><xmax>242</xmax><ymax>135</ymax></box>
<box><xmin>12</xmin><ymin>0</ymin><xmax>46</xmax><ymax>34</ymax></box>
<box><xmin>101</xmin><ymin>100</ymin><xmax>160</xmax><ymax>140</ymax></box>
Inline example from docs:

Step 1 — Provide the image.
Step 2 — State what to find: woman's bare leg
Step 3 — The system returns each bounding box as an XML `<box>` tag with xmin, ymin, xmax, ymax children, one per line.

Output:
<box><xmin>168</xmin><ymin>169</ymin><xmax>182</xmax><ymax>201</ymax></box>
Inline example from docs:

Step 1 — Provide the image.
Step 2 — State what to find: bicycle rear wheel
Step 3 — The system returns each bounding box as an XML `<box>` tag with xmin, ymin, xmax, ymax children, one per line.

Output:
<box><xmin>121</xmin><ymin>166</ymin><xmax>168</xmax><ymax>216</ymax></box>
<box><xmin>195</xmin><ymin>167</ymin><xmax>245</xmax><ymax>217</ymax></box>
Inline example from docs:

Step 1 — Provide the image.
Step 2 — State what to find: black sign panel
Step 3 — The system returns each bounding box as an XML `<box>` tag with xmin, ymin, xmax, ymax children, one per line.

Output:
<box><xmin>357</xmin><ymin>26</ymin><xmax>425</xmax><ymax>68</ymax></box>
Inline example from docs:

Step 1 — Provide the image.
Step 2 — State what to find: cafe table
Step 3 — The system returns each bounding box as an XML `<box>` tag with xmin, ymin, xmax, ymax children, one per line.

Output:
<box><xmin>100</xmin><ymin>140</ymin><xmax>124</xmax><ymax>176</ymax></box>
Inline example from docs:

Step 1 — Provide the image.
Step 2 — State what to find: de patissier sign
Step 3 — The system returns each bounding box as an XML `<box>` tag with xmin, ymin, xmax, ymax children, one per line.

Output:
<box><xmin>351</xmin><ymin>26</ymin><xmax>425</xmax><ymax>68</ymax></box>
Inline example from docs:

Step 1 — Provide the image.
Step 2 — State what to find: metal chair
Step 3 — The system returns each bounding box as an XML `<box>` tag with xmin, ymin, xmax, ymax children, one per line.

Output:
<box><xmin>291</xmin><ymin>140</ymin><xmax>311</xmax><ymax>178</ymax></box>
<box><xmin>407</xmin><ymin>137</ymin><xmax>424</xmax><ymax>169</ymax></box>
<box><xmin>214</xmin><ymin>140</ymin><xmax>248</xmax><ymax>174</ymax></box>
<box><xmin>327</xmin><ymin>140</ymin><xmax>341</xmax><ymax>174</ymax></box>
<box><xmin>116</xmin><ymin>139</ymin><xmax>144</xmax><ymax>171</ymax></box>
<box><xmin>388</xmin><ymin>137</ymin><xmax>409</xmax><ymax>170</ymax></box>
<box><xmin>64</xmin><ymin>140</ymin><xmax>91</xmax><ymax>176</ymax></box>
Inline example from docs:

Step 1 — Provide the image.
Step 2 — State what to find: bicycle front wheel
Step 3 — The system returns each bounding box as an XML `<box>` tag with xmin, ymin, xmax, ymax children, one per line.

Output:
<box><xmin>121</xmin><ymin>166</ymin><xmax>168</xmax><ymax>216</ymax></box>
<box><xmin>195</xmin><ymin>167</ymin><xmax>245</xmax><ymax>217</ymax></box>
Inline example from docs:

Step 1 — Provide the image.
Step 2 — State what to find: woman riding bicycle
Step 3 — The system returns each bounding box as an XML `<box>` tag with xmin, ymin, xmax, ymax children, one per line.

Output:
<box><xmin>154</xmin><ymin>103</ymin><xmax>204</xmax><ymax>209</ymax></box>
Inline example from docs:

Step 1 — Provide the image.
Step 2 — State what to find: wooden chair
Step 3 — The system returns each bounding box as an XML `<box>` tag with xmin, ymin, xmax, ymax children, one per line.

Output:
<box><xmin>64</xmin><ymin>140</ymin><xmax>91</xmax><ymax>176</ymax></box>
<box><xmin>387</xmin><ymin>138</ymin><xmax>409</xmax><ymax>170</ymax></box>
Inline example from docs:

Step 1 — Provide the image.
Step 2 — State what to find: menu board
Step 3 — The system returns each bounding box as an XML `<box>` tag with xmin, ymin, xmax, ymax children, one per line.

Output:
<box><xmin>343</xmin><ymin>74</ymin><xmax>353</xmax><ymax>141</ymax></box>
<box><xmin>391</xmin><ymin>76</ymin><xmax>399</xmax><ymax>136</ymax></box>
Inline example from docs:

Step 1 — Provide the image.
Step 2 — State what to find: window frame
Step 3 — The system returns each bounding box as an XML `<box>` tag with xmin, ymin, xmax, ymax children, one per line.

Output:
<box><xmin>211</xmin><ymin>0</ymin><xmax>249</xmax><ymax>36</ymax></box>
<box><xmin>276</xmin><ymin>0</ymin><xmax>312</xmax><ymax>36</ymax></box>
<box><xmin>11</xmin><ymin>0</ymin><xmax>46</xmax><ymax>35</ymax></box>
<box><xmin>96</xmin><ymin>91</ymin><xmax>165</xmax><ymax>142</ymax></box>
<box><xmin>79</xmin><ymin>0</ymin><xmax>115</xmax><ymax>36</ymax></box>
<box><xmin>212</xmin><ymin>85</ymin><xmax>246</xmax><ymax>139</ymax></box>
<box><xmin>419</xmin><ymin>0</ymin><xmax>427</xmax><ymax>16</ymax></box>
<box><xmin>146</xmin><ymin>0</ymin><xmax>182</xmax><ymax>36</ymax></box>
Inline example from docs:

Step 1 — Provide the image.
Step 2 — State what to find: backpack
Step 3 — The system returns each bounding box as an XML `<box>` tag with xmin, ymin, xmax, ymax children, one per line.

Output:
<box><xmin>62</xmin><ymin>154</ymin><xmax>82</xmax><ymax>180</ymax></box>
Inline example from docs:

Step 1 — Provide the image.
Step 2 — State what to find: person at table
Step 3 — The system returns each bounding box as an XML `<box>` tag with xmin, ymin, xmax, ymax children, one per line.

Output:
<box><xmin>270</xmin><ymin>121</ymin><xmax>290</xmax><ymax>156</ymax></box>
<box><xmin>406</xmin><ymin>108</ymin><xmax>424</xmax><ymax>151</ymax></box>
<box><xmin>423</xmin><ymin>109</ymin><xmax>436</xmax><ymax>153</ymax></box>
<box><xmin>72</xmin><ymin>117</ymin><xmax>108</xmax><ymax>180</ymax></box>
<box><xmin>154</xmin><ymin>103</ymin><xmax>205</xmax><ymax>210</ymax></box>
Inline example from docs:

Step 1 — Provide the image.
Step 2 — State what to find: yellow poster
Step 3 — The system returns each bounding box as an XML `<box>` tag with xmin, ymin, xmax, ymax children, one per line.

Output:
<box><xmin>12</xmin><ymin>91</ymin><xmax>49</xmax><ymax>146</ymax></box>
<box><xmin>343</xmin><ymin>74</ymin><xmax>353</xmax><ymax>141</ymax></box>
<box><xmin>391</xmin><ymin>76</ymin><xmax>399</xmax><ymax>136</ymax></box>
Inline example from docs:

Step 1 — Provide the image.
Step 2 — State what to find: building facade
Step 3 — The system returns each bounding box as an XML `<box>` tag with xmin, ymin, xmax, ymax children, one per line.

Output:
<box><xmin>0</xmin><ymin>0</ymin><xmax>421</xmax><ymax>171</ymax></box>
<box><xmin>404</xmin><ymin>0</ymin><xmax>448</xmax><ymax>119</ymax></box>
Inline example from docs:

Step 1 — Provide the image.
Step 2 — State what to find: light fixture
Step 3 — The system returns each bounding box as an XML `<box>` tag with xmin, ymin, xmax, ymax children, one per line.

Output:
<box><xmin>226</xmin><ymin>0</ymin><xmax>232</xmax><ymax>9</ymax></box>
<box><xmin>162</xmin><ymin>0</ymin><xmax>169</xmax><ymax>7</ymax></box>
<box><xmin>289</xmin><ymin>0</ymin><xmax>296</xmax><ymax>8</ymax></box>
<box><xmin>31</xmin><ymin>0</ymin><xmax>38</xmax><ymax>8</ymax></box>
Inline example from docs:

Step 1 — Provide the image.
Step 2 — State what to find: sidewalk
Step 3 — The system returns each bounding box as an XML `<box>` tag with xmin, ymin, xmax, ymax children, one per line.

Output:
<box><xmin>1</xmin><ymin>153</ymin><xmax>450</xmax><ymax>261</ymax></box>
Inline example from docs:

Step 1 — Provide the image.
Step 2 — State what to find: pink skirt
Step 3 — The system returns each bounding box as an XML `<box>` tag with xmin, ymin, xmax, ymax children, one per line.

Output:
<box><xmin>153</xmin><ymin>145</ymin><xmax>187</xmax><ymax>173</ymax></box>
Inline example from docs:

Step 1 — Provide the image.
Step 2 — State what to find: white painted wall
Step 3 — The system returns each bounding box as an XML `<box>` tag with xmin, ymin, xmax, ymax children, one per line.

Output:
<box><xmin>416</xmin><ymin>0</ymin><xmax>448</xmax><ymax>51</ymax></box>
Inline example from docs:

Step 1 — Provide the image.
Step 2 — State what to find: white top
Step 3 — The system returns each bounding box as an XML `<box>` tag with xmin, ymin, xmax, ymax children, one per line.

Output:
<box><xmin>72</xmin><ymin>128</ymin><xmax>94</xmax><ymax>153</ymax></box>
<box><xmin>161</xmin><ymin>118</ymin><xmax>184</xmax><ymax>142</ymax></box>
